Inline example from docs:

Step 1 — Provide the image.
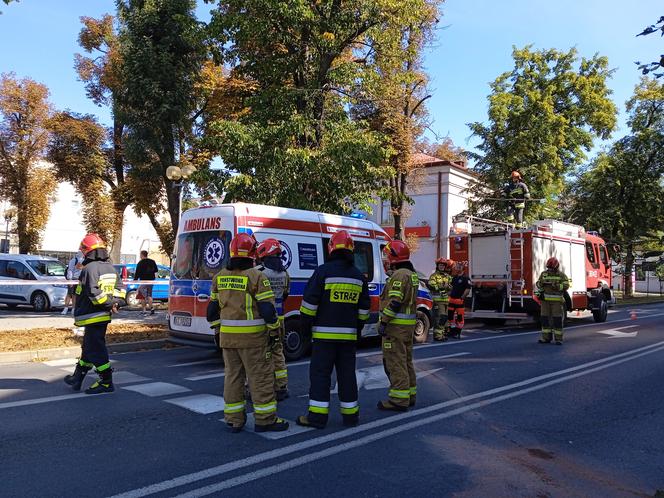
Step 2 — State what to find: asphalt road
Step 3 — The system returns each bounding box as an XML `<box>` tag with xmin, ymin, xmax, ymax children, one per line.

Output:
<box><xmin>1</xmin><ymin>305</ymin><xmax>663</xmax><ymax>497</ymax></box>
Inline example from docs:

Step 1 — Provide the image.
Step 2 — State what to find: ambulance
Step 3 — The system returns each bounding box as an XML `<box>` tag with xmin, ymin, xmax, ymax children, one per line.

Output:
<box><xmin>168</xmin><ymin>202</ymin><xmax>433</xmax><ymax>360</ymax></box>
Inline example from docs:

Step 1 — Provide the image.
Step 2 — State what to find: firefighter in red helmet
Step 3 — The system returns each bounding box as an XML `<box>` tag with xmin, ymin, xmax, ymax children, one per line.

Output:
<box><xmin>207</xmin><ymin>233</ymin><xmax>288</xmax><ymax>433</ymax></box>
<box><xmin>64</xmin><ymin>233</ymin><xmax>126</xmax><ymax>394</ymax></box>
<box><xmin>297</xmin><ymin>230</ymin><xmax>370</xmax><ymax>429</ymax></box>
<box><xmin>377</xmin><ymin>240</ymin><xmax>419</xmax><ymax>411</ymax></box>
<box><xmin>535</xmin><ymin>257</ymin><xmax>570</xmax><ymax>345</ymax></box>
<box><xmin>504</xmin><ymin>170</ymin><xmax>530</xmax><ymax>228</ymax></box>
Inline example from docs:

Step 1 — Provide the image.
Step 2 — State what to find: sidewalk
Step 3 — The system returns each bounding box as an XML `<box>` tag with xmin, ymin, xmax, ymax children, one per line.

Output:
<box><xmin>0</xmin><ymin>308</ymin><xmax>167</xmax><ymax>332</ymax></box>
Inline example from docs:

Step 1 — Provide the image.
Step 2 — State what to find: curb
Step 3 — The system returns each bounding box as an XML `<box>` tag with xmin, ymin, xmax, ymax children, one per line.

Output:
<box><xmin>0</xmin><ymin>339</ymin><xmax>168</xmax><ymax>364</ymax></box>
<box><xmin>612</xmin><ymin>300</ymin><xmax>664</xmax><ymax>308</ymax></box>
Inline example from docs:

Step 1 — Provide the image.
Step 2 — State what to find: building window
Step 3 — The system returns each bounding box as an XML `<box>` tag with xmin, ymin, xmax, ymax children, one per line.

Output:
<box><xmin>381</xmin><ymin>201</ymin><xmax>393</xmax><ymax>226</ymax></box>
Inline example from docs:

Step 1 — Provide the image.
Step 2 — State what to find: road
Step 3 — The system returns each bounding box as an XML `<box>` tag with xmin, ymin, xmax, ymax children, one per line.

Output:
<box><xmin>1</xmin><ymin>304</ymin><xmax>663</xmax><ymax>497</ymax></box>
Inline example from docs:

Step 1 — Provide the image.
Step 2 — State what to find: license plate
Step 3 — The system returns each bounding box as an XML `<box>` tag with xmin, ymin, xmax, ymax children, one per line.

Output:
<box><xmin>173</xmin><ymin>315</ymin><xmax>192</xmax><ymax>327</ymax></box>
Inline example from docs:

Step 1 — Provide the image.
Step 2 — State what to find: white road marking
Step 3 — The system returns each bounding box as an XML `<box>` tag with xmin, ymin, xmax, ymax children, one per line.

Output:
<box><xmin>165</xmin><ymin>394</ymin><xmax>226</xmax><ymax>414</ymax></box>
<box><xmin>172</xmin><ymin>343</ymin><xmax>664</xmax><ymax>498</ymax></box>
<box><xmin>112</xmin><ymin>372</ymin><xmax>152</xmax><ymax>385</ymax></box>
<box><xmin>43</xmin><ymin>358</ymin><xmax>79</xmax><ymax>367</ymax></box>
<box><xmin>108</xmin><ymin>340</ymin><xmax>664</xmax><ymax>498</ymax></box>
<box><xmin>0</xmin><ymin>393</ymin><xmax>86</xmax><ymax>409</ymax></box>
<box><xmin>240</xmin><ymin>413</ymin><xmax>315</xmax><ymax>440</ymax></box>
<box><xmin>596</xmin><ymin>325</ymin><xmax>639</xmax><ymax>338</ymax></box>
<box><xmin>185</xmin><ymin>371</ymin><xmax>226</xmax><ymax>382</ymax></box>
<box><xmin>123</xmin><ymin>382</ymin><xmax>191</xmax><ymax>397</ymax></box>
<box><xmin>168</xmin><ymin>359</ymin><xmax>221</xmax><ymax>368</ymax></box>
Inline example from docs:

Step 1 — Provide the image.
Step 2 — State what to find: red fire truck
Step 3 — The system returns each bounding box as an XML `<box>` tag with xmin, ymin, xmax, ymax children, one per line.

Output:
<box><xmin>449</xmin><ymin>216</ymin><xmax>614</xmax><ymax>323</ymax></box>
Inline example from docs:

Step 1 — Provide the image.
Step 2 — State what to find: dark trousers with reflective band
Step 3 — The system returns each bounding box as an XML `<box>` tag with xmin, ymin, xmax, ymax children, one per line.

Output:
<box><xmin>432</xmin><ymin>302</ymin><xmax>449</xmax><ymax>339</ymax></box>
<box><xmin>308</xmin><ymin>340</ymin><xmax>358</xmax><ymax>426</ymax></box>
<box><xmin>448</xmin><ymin>298</ymin><xmax>465</xmax><ymax>333</ymax></box>
<box><xmin>223</xmin><ymin>344</ymin><xmax>277</xmax><ymax>427</ymax></box>
<box><xmin>541</xmin><ymin>300</ymin><xmax>564</xmax><ymax>341</ymax></box>
<box><xmin>382</xmin><ymin>326</ymin><xmax>416</xmax><ymax>408</ymax></box>
<box><xmin>80</xmin><ymin>323</ymin><xmax>110</xmax><ymax>370</ymax></box>
<box><xmin>506</xmin><ymin>203</ymin><xmax>525</xmax><ymax>225</ymax></box>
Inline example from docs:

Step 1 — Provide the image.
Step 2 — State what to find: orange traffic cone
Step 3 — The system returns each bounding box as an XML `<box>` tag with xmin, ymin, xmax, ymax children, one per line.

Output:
<box><xmin>630</xmin><ymin>310</ymin><xmax>637</xmax><ymax>320</ymax></box>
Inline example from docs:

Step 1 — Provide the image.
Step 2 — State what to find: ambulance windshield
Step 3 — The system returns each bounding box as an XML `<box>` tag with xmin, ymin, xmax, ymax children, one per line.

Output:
<box><xmin>173</xmin><ymin>230</ymin><xmax>232</xmax><ymax>280</ymax></box>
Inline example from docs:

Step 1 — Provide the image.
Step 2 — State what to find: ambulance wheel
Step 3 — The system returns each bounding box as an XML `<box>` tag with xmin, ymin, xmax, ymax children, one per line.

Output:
<box><xmin>283</xmin><ymin>317</ymin><xmax>310</xmax><ymax>361</ymax></box>
<box><xmin>413</xmin><ymin>311</ymin><xmax>430</xmax><ymax>343</ymax></box>
<box><xmin>592</xmin><ymin>299</ymin><xmax>608</xmax><ymax>323</ymax></box>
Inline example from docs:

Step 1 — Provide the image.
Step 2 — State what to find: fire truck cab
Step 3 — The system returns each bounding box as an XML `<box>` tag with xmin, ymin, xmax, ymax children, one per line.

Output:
<box><xmin>168</xmin><ymin>202</ymin><xmax>433</xmax><ymax>359</ymax></box>
<box><xmin>449</xmin><ymin>216</ymin><xmax>614</xmax><ymax>323</ymax></box>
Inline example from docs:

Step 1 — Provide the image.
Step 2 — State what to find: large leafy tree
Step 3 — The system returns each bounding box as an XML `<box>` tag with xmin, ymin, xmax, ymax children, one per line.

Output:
<box><xmin>566</xmin><ymin>78</ymin><xmax>664</xmax><ymax>297</ymax></box>
<box><xmin>351</xmin><ymin>0</ymin><xmax>441</xmax><ymax>239</ymax></box>
<box><xmin>203</xmin><ymin>0</ymin><xmax>397</xmax><ymax>214</ymax></box>
<box><xmin>0</xmin><ymin>74</ymin><xmax>57</xmax><ymax>253</ymax></box>
<box><xmin>468</xmin><ymin>46</ymin><xmax>617</xmax><ymax>221</ymax></box>
<box><xmin>71</xmin><ymin>14</ymin><xmax>132</xmax><ymax>261</ymax></box>
<box><xmin>116</xmin><ymin>0</ymin><xmax>206</xmax><ymax>254</ymax></box>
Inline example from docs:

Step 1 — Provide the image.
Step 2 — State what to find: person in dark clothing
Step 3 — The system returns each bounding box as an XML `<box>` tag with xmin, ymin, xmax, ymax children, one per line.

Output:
<box><xmin>503</xmin><ymin>171</ymin><xmax>530</xmax><ymax>228</ymax></box>
<box><xmin>296</xmin><ymin>230</ymin><xmax>371</xmax><ymax>429</ymax></box>
<box><xmin>64</xmin><ymin>233</ymin><xmax>125</xmax><ymax>394</ymax></box>
<box><xmin>134</xmin><ymin>250</ymin><xmax>158</xmax><ymax>315</ymax></box>
<box><xmin>447</xmin><ymin>261</ymin><xmax>472</xmax><ymax>339</ymax></box>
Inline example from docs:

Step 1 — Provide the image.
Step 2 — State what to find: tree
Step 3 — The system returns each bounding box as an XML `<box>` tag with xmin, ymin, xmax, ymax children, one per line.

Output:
<box><xmin>636</xmin><ymin>15</ymin><xmax>664</xmax><ymax>79</ymax></box>
<box><xmin>351</xmin><ymin>0</ymin><xmax>441</xmax><ymax>239</ymax></box>
<box><xmin>73</xmin><ymin>14</ymin><xmax>132</xmax><ymax>260</ymax></box>
<box><xmin>116</xmin><ymin>0</ymin><xmax>206</xmax><ymax>255</ymax></box>
<box><xmin>421</xmin><ymin>137</ymin><xmax>467</xmax><ymax>163</ymax></box>
<box><xmin>47</xmin><ymin>112</ymin><xmax>117</xmax><ymax>244</ymax></box>
<box><xmin>203</xmin><ymin>0</ymin><xmax>398</xmax><ymax>214</ymax></box>
<box><xmin>468</xmin><ymin>46</ymin><xmax>617</xmax><ymax>222</ymax></box>
<box><xmin>566</xmin><ymin>78</ymin><xmax>664</xmax><ymax>297</ymax></box>
<box><xmin>0</xmin><ymin>74</ymin><xmax>57</xmax><ymax>253</ymax></box>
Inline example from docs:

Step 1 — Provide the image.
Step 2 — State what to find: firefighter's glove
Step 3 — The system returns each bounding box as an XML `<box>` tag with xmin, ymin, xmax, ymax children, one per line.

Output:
<box><xmin>377</xmin><ymin>321</ymin><xmax>388</xmax><ymax>337</ymax></box>
<box><xmin>268</xmin><ymin>327</ymin><xmax>280</xmax><ymax>348</ymax></box>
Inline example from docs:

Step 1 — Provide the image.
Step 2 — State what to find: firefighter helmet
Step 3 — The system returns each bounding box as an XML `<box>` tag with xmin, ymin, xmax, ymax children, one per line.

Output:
<box><xmin>328</xmin><ymin>230</ymin><xmax>354</xmax><ymax>254</ymax></box>
<box><xmin>511</xmin><ymin>170</ymin><xmax>521</xmax><ymax>180</ymax></box>
<box><xmin>546</xmin><ymin>257</ymin><xmax>560</xmax><ymax>270</ymax></box>
<box><xmin>79</xmin><ymin>233</ymin><xmax>106</xmax><ymax>256</ymax></box>
<box><xmin>451</xmin><ymin>261</ymin><xmax>465</xmax><ymax>275</ymax></box>
<box><xmin>256</xmin><ymin>238</ymin><xmax>282</xmax><ymax>259</ymax></box>
<box><xmin>384</xmin><ymin>240</ymin><xmax>410</xmax><ymax>264</ymax></box>
<box><xmin>230</xmin><ymin>233</ymin><xmax>257</xmax><ymax>259</ymax></box>
<box><xmin>435</xmin><ymin>257</ymin><xmax>452</xmax><ymax>270</ymax></box>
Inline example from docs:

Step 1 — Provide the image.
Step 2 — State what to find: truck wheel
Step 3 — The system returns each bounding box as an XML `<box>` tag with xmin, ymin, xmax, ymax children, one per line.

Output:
<box><xmin>414</xmin><ymin>311</ymin><xmax>430</xmax><ymax>343</ymax></box>
<box><xmin>592</xmin><ymin>299</ymin><xmax>608</xmax><ymax>323</ymax></box>
<box><xmin>283</xmin><ymin>317</ymin><xmax>310</xmax><ymax>361</ymax></box>
<box><xmin>31</xmin><ymin>291</ymin><xmax>50</xmax><ymax>312</ymax></box>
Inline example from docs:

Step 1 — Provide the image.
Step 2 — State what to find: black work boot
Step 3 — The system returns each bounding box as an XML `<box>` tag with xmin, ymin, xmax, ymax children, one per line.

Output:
<box><xmin>296</xmin><ymin>415</ymin><xmax>326</xmax><ymax>429</ymax></box>
<box><xmin>64</xmin><ymin>363</ymin><xmax>91</xmax><ymax>391</ymax></box>
<box><xmin>255</xmin><ymin>417</ymin><xmax>289</xmax><ymax>432</ymax></box>
<box><xmin>275</xmin><ymin>388</ymin><xmax>290</xmax><ymax>402</ymax></box>
<box><xmin>85</xmin><ymin>368</ymin><xmax>115</xmax><ymax>395</ymax></box>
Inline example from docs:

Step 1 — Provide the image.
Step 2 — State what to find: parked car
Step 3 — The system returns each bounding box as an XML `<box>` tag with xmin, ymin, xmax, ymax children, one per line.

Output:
<box><xmin>0</xmin><ymin>254</ymin><xmax>69</xmax><ymax>312</ymax></box>
<box><xmin>114</xmin><ymin>263</ymin><xmax>170</xmax><ymax>306</ymax></box>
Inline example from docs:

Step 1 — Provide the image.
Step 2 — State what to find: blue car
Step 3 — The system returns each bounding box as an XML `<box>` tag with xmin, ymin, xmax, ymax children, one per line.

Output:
<box><xmin>114</xmin><ymin>263</ymin><xmax>170</xmax><ymax>306</ymax></box>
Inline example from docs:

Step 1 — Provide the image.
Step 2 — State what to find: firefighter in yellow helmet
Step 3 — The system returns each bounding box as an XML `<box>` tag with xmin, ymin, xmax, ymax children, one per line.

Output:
<box><xmin>428</xmin><ymin>258</ymin><xmax>453</xmax><ymax>341</ymax></box>
<box><xmin>377</xmin><ymin>240</ymin><xmax>419</xmax><ymax>411</ymax></box>
<box><xmin>535</xmin><ymin>257</ymin><xmax>570</xmax><ymax>345</ymax></box>
<box><xmin>207</xmin><ymin>233</ymin><xmax>289</xmax><ymax>433</ymax></box>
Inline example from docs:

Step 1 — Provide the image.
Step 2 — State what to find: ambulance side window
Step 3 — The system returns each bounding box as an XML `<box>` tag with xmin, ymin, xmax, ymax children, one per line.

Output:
<box><xmin>322</xmin><ymin>237</ymin><xmax>374</xmax><ymax>280</ymax></box>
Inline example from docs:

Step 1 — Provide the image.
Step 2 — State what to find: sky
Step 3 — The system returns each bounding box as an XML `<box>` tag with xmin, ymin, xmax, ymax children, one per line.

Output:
<box><xmin>0</xmin><ymin>0</ymin><xmax>662</xmax><ymax>161</ymax></box>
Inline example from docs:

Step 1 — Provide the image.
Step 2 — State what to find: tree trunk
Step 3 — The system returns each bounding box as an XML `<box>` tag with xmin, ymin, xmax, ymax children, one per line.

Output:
<box><xmin>108</xmin><ymin>202</ymin><xmax>128</xmax><ymax>263</ymax></box>
<box><xmin>624</xmin><ymin>243</ymin><xmax>634</xmax><ymax>298</ymax></box>
<box><xmin>16</xmin><ymin>205</ymin><xmax>30</xmax><ymax>254</ymax></box>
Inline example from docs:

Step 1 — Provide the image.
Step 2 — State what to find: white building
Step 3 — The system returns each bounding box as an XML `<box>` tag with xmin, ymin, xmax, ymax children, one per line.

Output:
<box><xmin>1</xmin><ymin>182</ymin><xmax>162</xmax><ymax>263</ymax></box>
<box><xmin>366</xmin><ymin>153</ymin><xmax>474</xmax><ymax>276</ymax></box>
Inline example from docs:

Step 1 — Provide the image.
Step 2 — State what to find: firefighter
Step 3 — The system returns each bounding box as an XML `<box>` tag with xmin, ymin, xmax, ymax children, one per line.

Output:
<box><xmin>535</xmin><ymin>257</ymin><xmax>570</xmax><ymax>345</ymax></box>
<box><xmin>296</xmin><ymin>230</ymin><xmax>370</xmax><ymax>429</ymax></box>
<box><xmin>207</xmin><ymin>233</ymin><xmax>289</xmax><ymax>433</ymax></box>
<box><xmin>504</xmin><ymin>171</ymin><xmax>530</xmax><ymax>227</ymax></box>
<box><xmin>256</xmin><ymin>238</ymin><xmax>290</xmax><ymax>401</ymax></box>
<box><xmin>377</xmin><ymin>240</ymin><xmax>419</xmax><ymax>412</ymax></box>
<box><xmin>64</xmin><ymin>233</ymin><xmax>125</xmax><ymax>395</ymax></box>
<box><xmin>447</xmin><ymin>261</ymin><xmax>472</xmax><ymax>339</ymax></box>
<box><xmin>428</xmin><ymin>258</ymin><xmax>453</xmax><ymax>341</ymax></box>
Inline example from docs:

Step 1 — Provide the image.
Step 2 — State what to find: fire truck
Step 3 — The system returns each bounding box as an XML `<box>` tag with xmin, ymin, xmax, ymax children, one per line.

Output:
<box><xmin>449</xmin><ymin>216</ymin><xmax>614</xmax><ymax>323</ymax></box>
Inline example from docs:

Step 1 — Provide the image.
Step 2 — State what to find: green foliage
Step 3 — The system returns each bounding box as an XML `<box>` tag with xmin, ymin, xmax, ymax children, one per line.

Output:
<box><xmin>468</xmin><ymin>46</ymin><xmax>617</xmax><ymax>221</ymax></box>
<box><xmin>116</xmin><ymin>0</ymin><xmax>206</xmax><ymax>252</ymax></box>
<box><xmin>566</xmin><ymin>77</ymin><xmax>664</xmax><ymax>296</ymax></box>
<box><xmin>656</xmin><ymin>263</ymin><xmax>664</xmax><ymax>281</ymax></box>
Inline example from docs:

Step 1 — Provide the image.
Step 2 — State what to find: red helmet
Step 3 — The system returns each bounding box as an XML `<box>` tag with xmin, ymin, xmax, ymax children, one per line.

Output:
<box><xmin>230</xmin><ymin>233</ymin><xmax>257</xmax><ymax>259</ymax></box>
<box><xmin>435</xmin><ymin>258</ymin><xmax>452</xmax><ymax>269</ymax></box>
<box><xmin>256</xmin><ymin>238</ymin><xmax>282</xmax><ymax>259</ymax></box>
<box><xmin>546</xmin><ymin>257</ymin><xmax>560</xmax><ymax>270</ymax></box>
<box><xmin>384</xmin><ymin>240</ymin><xmax>410</xmax><ymax>264</ymax></box>
<box><xmin>451</xmin><ymin>261</ymin><xmax>465</xmax><ymax>275</ymax></box>
<box><xmin>511</xmin><ymin>170</ymin><xmax>521</xmax><ymax>180</ymax></box>
<box><xmin>79</xmin><ymin>233</ymin><xmax>106</xmax><ymax>256</ymax></box>
<box><xmin>328</xmin><ymin>230</ymin><xmax>354</xmax><ymax>254</ymax></box>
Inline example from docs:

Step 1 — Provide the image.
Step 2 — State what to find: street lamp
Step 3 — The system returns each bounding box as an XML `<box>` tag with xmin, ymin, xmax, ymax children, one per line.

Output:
<box><xmin>166</xmin><ymin>163</ymin><xmax>197</xmax><ymax>220</ymax></box>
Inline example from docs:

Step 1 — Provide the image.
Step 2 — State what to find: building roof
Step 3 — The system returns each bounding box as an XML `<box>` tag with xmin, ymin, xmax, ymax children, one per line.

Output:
<box><xmin>411</xmin><ymin>153</ymin><xmax>468</xmax><ymax>172</ymax></box>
